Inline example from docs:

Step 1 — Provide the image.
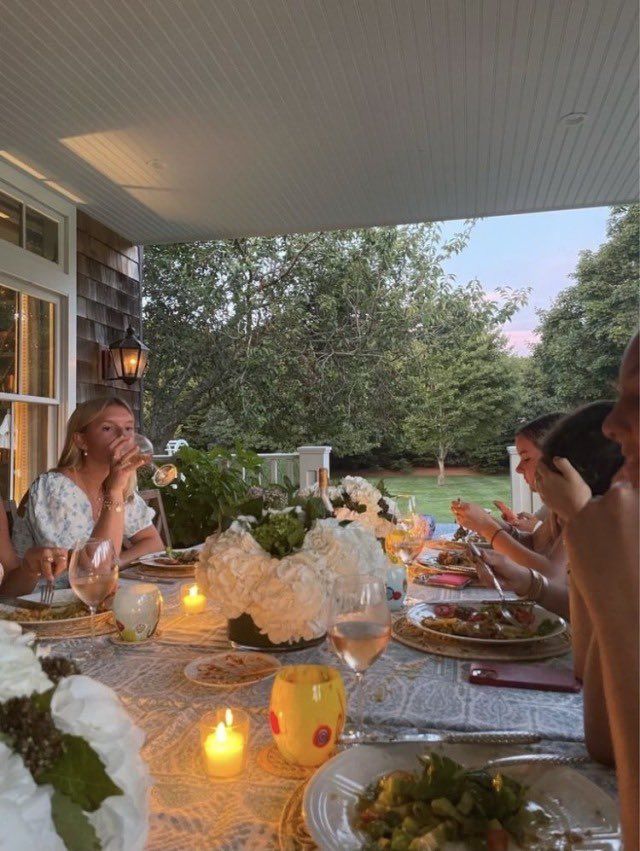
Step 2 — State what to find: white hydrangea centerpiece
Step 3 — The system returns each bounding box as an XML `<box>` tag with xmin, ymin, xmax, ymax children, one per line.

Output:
<box><xmin>196</xmin><ymin>501</ymin><xmax>391</xmax><ymax>645</ymax></box>
<box><xmin>0</xmin><ymin>622</ymin><xmax>150</xmax><ymax>851</ymax></box>
<box><xmin>300</xmin><ymin>475</ymin><xmax>398</xmax><ymax>539</ymax></box>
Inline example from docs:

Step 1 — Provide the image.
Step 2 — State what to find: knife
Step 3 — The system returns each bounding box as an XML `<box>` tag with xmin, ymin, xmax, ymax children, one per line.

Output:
<box><xmin>0</xmin><ymin>596</ymin><xmax>51</xmax><ymax>611</ymax></box>
<box><xmin>338</xmin><ymin>729</ymin><xmax>541</xmax><ymax>746</ymax></box>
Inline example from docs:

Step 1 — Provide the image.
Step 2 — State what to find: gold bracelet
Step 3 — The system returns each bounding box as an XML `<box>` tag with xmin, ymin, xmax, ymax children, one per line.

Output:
<box><xmin>526</xmin><ymin>568</ymin><xmax>546</xmax><ymax>601</ymax></box>
<box><xmin>102</xmin><ymin>494</ymin><xmax>123</xmax><ymax>513</ymax></box>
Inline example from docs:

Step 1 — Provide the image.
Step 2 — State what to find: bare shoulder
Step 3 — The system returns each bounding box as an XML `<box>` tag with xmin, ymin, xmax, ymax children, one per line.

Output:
<box><xmin>578</xmin><ymin>485</ymin><xmax>637</xmax><ymax>523</ymax></box>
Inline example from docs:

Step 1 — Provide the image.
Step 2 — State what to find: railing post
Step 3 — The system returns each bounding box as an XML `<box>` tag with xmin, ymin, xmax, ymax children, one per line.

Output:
<box><xmin>297</xmin><ymin>445</ymin><xmax>332</xmax><ymax>489</ymax></box>
<box><xmin>508</xmin><ymin>445</ymin><xmax>542</xmax><ymax>513</ymax></box>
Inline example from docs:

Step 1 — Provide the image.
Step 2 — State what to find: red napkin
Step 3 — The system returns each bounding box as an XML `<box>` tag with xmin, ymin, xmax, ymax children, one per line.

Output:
<box><xmin>426</xmin><ymin>573</ymin><xmax>472</xmax><ymax>589</ymax></box>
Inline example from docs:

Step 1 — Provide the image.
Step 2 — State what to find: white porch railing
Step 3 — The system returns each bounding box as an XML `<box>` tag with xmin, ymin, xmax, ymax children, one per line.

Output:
<box><xmin>255</xmin><ymin>445</ymin><xmax>331</xmax><ymax>487</ymax></box>
<box><xmin>508</xmin><ymin>445</ymin><xmax>543</xmax><ymax>514</ymax></box>
<box><xmin>155</xmin><ymin>445</ymin><xmax>332</xmax><ymax>488</ymax></box>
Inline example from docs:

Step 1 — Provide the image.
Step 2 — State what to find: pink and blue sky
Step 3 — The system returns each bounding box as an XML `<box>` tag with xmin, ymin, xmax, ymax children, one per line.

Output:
<box><xmin>442</xmin><ymin>206</ymin><xmax>611</xmax><ymax>355</ymax></box>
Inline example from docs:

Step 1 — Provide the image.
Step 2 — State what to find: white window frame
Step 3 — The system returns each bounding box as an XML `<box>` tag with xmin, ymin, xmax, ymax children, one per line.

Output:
<box><xmin>0</xmin><ymin>161</ymin><xmax>76</xmax><ymax>473</ymax></box>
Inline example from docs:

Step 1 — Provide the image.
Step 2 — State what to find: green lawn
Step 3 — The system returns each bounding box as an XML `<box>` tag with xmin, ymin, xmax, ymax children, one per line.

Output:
<box><xmin>365</xmin><ymin>473</ymin><xmax>511</xmax><ymax>523</ymax></box>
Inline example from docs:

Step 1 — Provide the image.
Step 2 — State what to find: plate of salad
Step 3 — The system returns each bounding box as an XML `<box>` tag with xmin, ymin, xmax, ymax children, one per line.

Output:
<box><xmin>406</xmin><ymin>602</ymin><xmax>566</xmax><ymax>646</ymax></box>
<box><xmin>302</xmin><ymin>742</ymin><xmax>619</xmax><ymax>850</ymax></box>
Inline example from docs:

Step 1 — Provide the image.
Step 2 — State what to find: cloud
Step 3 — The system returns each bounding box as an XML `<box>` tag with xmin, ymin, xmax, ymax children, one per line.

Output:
<box><xmin>504</xmin><ymin>329</ymin><xmax>539</xmax><ymax>355</ymax></box>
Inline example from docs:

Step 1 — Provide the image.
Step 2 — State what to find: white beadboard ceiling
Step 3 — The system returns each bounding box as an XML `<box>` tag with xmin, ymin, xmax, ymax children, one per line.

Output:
<box><xmin>0</xmin><ymin>0</ymin><xmax>637</xmax><ymax>244</ymax></box>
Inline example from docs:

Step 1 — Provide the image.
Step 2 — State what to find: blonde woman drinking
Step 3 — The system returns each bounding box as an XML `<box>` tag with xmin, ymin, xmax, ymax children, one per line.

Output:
<box><xmin>5</xmin><ymin>397</ymin><xmax>163</xmax><ymax>594</ymax></box>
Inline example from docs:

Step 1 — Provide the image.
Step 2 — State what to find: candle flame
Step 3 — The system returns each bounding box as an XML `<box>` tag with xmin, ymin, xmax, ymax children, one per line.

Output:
<box><xmin>189</xmin><ymin>584</ymin><xmax>199</xmax><ymax>598</ymax></box>
<box><xmin>225</xmin><ymin>708</ymin><xmax>233</xmax><ymax>726</ymax></box>
<box><xmin>214</xmin><ymin>722</ymin><xmax>227</xmax><ymax>743</ymax></box>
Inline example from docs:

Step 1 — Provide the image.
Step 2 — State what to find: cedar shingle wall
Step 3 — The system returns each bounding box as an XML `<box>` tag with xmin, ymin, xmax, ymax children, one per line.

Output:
<box><xmin>76</xmin><ymin>211</ymin><xmax>142</xmax><ymax>418</ymax></box>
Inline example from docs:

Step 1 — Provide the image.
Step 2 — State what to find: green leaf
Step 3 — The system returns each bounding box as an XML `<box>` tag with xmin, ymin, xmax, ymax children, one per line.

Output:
<box><xmin>49</xmin><ymin>790</ymin><xmax>101</xmax><ymax>851</ymax></box>
<box><xmin>39</xmin><ymin>734</ymin><xmax>122</xmax><ymax>812</ymax></box>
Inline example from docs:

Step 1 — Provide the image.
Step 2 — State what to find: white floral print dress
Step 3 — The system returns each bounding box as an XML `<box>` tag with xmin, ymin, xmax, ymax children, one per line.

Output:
<box><xmin>12</xmin><ymin>472</ymin><xmax>155</xmax><ymax>586</ymax></box>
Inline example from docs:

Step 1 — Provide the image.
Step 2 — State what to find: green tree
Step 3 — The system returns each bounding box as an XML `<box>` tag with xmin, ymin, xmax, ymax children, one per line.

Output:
<box><xmin>532</xmin><ymin>205</ymin><xmax>639</xmax><ymax>409</ymax></box>
<box><xmin>142</xmin><ymin>223</ymin><xmax>476</xmax><ymax>454</ymax></box>
<box><xmin>402</xmin><ymin>282</ymin><xmax>527</xmax><ymax>483</ymax></box>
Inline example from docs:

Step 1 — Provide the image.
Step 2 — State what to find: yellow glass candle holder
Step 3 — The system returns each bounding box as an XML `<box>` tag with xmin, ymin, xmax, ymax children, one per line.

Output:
<box><xmin>269</xmin><ymin>665</ymin><xmax>346</xmax><ymax>767</ymax></box>
<box><xmin>199</xmin><ymin>708</ymin><xmax>249</xmax><ymax>779</ymax></box>
<box><xmin>182</xmin><ymin>582</ymin><xmax>207</xmax><ymax>615</ymax></box>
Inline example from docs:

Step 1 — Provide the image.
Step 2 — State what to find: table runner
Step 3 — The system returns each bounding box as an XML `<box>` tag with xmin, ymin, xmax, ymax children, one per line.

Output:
<box><xmin>49</xmin><ymin>579</ymin><xmax>616</xmax><ymax>850</ymax></box>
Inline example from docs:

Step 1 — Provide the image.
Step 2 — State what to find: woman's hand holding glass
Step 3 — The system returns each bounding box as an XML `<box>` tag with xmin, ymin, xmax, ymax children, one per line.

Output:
<box><xmin>102</xmin><ymin>433</ymin><xmax>145</xmax><ymax>497</ymax></box>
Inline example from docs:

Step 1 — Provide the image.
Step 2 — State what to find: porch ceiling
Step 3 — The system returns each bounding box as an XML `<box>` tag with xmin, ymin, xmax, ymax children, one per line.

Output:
<box><xmin>0</xmin><ymin>0</ymin><xmax>637</xmax><ymax>244</ymax></box>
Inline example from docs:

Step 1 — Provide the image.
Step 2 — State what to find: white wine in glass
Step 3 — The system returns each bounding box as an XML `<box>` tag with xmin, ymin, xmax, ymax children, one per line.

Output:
<box><xmin>328</xmin><ymin>574</ymin><xmax>391</xmax><ymax>737</ymax></box>
<box><xmin>69</xmin><ymin>538</ymin><xmax>119</xmax><ymax>649</ymax></box>
<box><xmin>133</xmin><ymin>433</ymin><xmax>178</xmax><ymax>487</ymax></box>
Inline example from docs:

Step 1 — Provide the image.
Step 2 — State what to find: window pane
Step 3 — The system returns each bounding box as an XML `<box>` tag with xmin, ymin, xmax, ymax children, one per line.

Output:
<box><xmin>18</xmin><ymin>293</ymin><xmax>56</xmax><ymax>397</ymax></box>
<box><xmin>12</xmin><ymin>402</ymin><xmax>51</xmax><ymax>503</ymax></box>
<box><xmin>0</xmin><ymin>286</ymin><xmax>17</xmax><ymax>394</ymax></box>
<box><xmin>0</xmin><ymin>190</ymin><xmax>22</xmax><ymax>248</ymax></box>
<box><xmin>25</xmin><ymin>207</ymin><xmax>58</xmax><ymax>263</ymax></box>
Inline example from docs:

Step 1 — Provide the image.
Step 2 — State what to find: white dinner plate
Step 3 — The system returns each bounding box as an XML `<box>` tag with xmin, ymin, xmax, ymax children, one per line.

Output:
<box><xmin>303</xmin><ymin>742</ymin><xmax>619</xmax><ymax>851</ymax></box>
<box><xmin>406</xmin><ymin>600</ymin><xmax>567</xmax><ymax>646</ymax></box>
<box><xmin>138</xmin><ymin>544</ymin><xmax>203</xmax><ymax>568</ymax></box>
<box><xmin>18</xmin><ymin>589</ymin><xmax>77</xmax><ymax>608</ymax></box>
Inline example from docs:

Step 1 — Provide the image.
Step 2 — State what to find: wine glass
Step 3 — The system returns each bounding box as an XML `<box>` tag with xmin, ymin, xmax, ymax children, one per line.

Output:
<box><xmin>384</xmin><ymin>493</ymin><xmax>426</xmax><ymax>565</ymax></box>
<box><xmin>133</xmin><ymin>433</ymin><xmax>178</xmax><ymax>487</ymax></box>
<box><xmin>69</xmin><ymin>538</ymin><xmax>119</xmax><ymax>647</ymax></box>
<box><xmin>327</xmin><ymin>573</ymin><xmax>391</xmax><ymax>738</ymax></box>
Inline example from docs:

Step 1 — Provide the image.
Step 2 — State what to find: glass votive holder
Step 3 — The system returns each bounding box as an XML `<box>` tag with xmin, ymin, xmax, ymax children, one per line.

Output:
<box><xmin>199</xmin><ymin>708</ymin><xmax>250</xmax><ymax>779</ymax></box>
<box><xmin>181</xmin><ymin>582</ymin><xmax>207</xmax><ymax>615</ymax></box>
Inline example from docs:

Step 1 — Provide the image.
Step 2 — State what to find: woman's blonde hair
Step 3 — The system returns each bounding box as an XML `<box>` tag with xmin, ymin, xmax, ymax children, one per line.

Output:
<box><xmin>56</xmin><ymin>397</ymin><xmax>138</xmax><ymax>499</ymax></box>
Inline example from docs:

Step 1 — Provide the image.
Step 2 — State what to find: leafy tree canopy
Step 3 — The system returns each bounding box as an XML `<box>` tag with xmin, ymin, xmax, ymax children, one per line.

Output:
<box><xmin>531</xmin><ymin>205</ymin><xmax>639</xmax><ymax>410</ymax></box>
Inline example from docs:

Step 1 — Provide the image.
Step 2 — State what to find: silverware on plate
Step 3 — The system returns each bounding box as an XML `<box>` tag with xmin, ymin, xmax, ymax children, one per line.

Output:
<box><xmin>339</xmin><ymin>729</ymin><xmax>542</xmax><ymax>746</ymax></box>
<box><xmin>479</xmin><ymin>753</ymin><xmax>591</xmax><ymax>770</ymax></box>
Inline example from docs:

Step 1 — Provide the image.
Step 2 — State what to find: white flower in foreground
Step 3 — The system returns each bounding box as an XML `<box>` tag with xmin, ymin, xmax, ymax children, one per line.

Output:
<box><xmin>51</xmin><ymin>676</ymin><xmax>150</xmax><ymax>851</ymax></box>
<box><xmin>0</xmin><ymin>638</ymin><xmax>52</xmax><ymax>701</ymax></box>
<box><xmin>0</xmin><ymin>742</ymin><xmax>63</xmax><ymax>851</ymax></box>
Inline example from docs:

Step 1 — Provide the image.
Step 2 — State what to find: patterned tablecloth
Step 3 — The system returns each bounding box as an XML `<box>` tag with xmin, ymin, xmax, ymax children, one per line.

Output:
<box><xmin>50</xmin><ymin>578</ymin><xmax>617</xmax><ymax>851</ymax></box>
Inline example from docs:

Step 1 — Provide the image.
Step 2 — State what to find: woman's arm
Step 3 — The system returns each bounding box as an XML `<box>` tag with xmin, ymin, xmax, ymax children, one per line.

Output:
<box><xmin>582</xmin><ymin>636</ymin><xmax>615</xmax><ymax>766</ymax></box>
<box><xmin>0</xmin><ymin>503</ymin><xmax>20</xmax><ymax>573</ymax></box>
<box><xmin>477</xmin><ymin>550</ymin><xmax>570</xmax><ymax>618</ymax></box>
<box><xmin>453</xmin><ymin>502</ymin><xmax>560</xmax><ymax>575</ymax></box>
<box><xmin>118</xmin><ymin>525</ymin><xmax>164</xmax><ymax>567</ymax></box>
<box><xmin>563</xmin><ymin>487</ymin><xmax>639</xmax><ymax>847</ymax></box>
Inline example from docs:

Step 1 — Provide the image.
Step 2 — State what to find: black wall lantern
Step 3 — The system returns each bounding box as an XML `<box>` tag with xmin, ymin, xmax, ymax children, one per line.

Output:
<box><xmin>102</xmin><ymin>326</ymin><xmax>149</xmax><ymax>386</ymax></box>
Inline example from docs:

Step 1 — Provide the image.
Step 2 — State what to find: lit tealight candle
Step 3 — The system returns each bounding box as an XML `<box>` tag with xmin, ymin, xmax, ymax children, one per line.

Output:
<box><xmin>182</xmin><ymin>583</ymin><xmax>206</xmax><ymax>615</ymax></box>
<box><xmin>201</xmin><ymin>709</ymin><xmax>248</xmax><ymax>779</ymax></box>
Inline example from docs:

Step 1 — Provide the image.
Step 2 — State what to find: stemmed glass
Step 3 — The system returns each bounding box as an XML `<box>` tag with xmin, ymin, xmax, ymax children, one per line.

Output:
<box><xmin>132</xmin><ymin>433</ymin><xmax>178</xmax><ymax>487</ymax></box>
<box><xmin>384</xmin><ymin>494</ymin><xmax>425</xmax><ymax>565</ymax></box>
<box><xmin>327</xmin><ymin>574</ymin><xmax>391</xmax><ymax>738</ymax></box>
<box><xmin>69</xmin><ymin>538</ymin><xmax>119</xmax><ymax>648</ymax></box>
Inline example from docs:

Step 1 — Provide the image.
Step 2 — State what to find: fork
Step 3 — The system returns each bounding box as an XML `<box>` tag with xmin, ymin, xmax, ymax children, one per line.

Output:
<box><xmin>40</xmin><ymin>581</ymin><xmax>55</xmax><ymax>607</ymax></box>
<box><xmin>467</xmin><ymin>543</ymin><xmax>522</xmax><ymax>628</ymax></box>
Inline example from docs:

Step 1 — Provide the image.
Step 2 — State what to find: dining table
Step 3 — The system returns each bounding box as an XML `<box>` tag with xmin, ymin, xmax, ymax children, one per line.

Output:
<box><xmin>51</xmin><ymin>562</ymin><xmax>618</xmax><ymax>851</ymax></box>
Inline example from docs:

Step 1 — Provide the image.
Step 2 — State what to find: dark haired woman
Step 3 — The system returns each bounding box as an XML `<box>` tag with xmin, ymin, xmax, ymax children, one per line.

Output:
<box><xmin>469</xmin><ymin>402</ymin><xmax>623</xmax><ymax>618</ymax></box>
<box><xmin>538</xmin><ymin>336</ymin><xmax>638</xmax><ymax>848</ymax></box>
<box><xmin>452</xmin><ymin>412</ymin><xmax>565</xmax><ymax>577</ymax></box>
